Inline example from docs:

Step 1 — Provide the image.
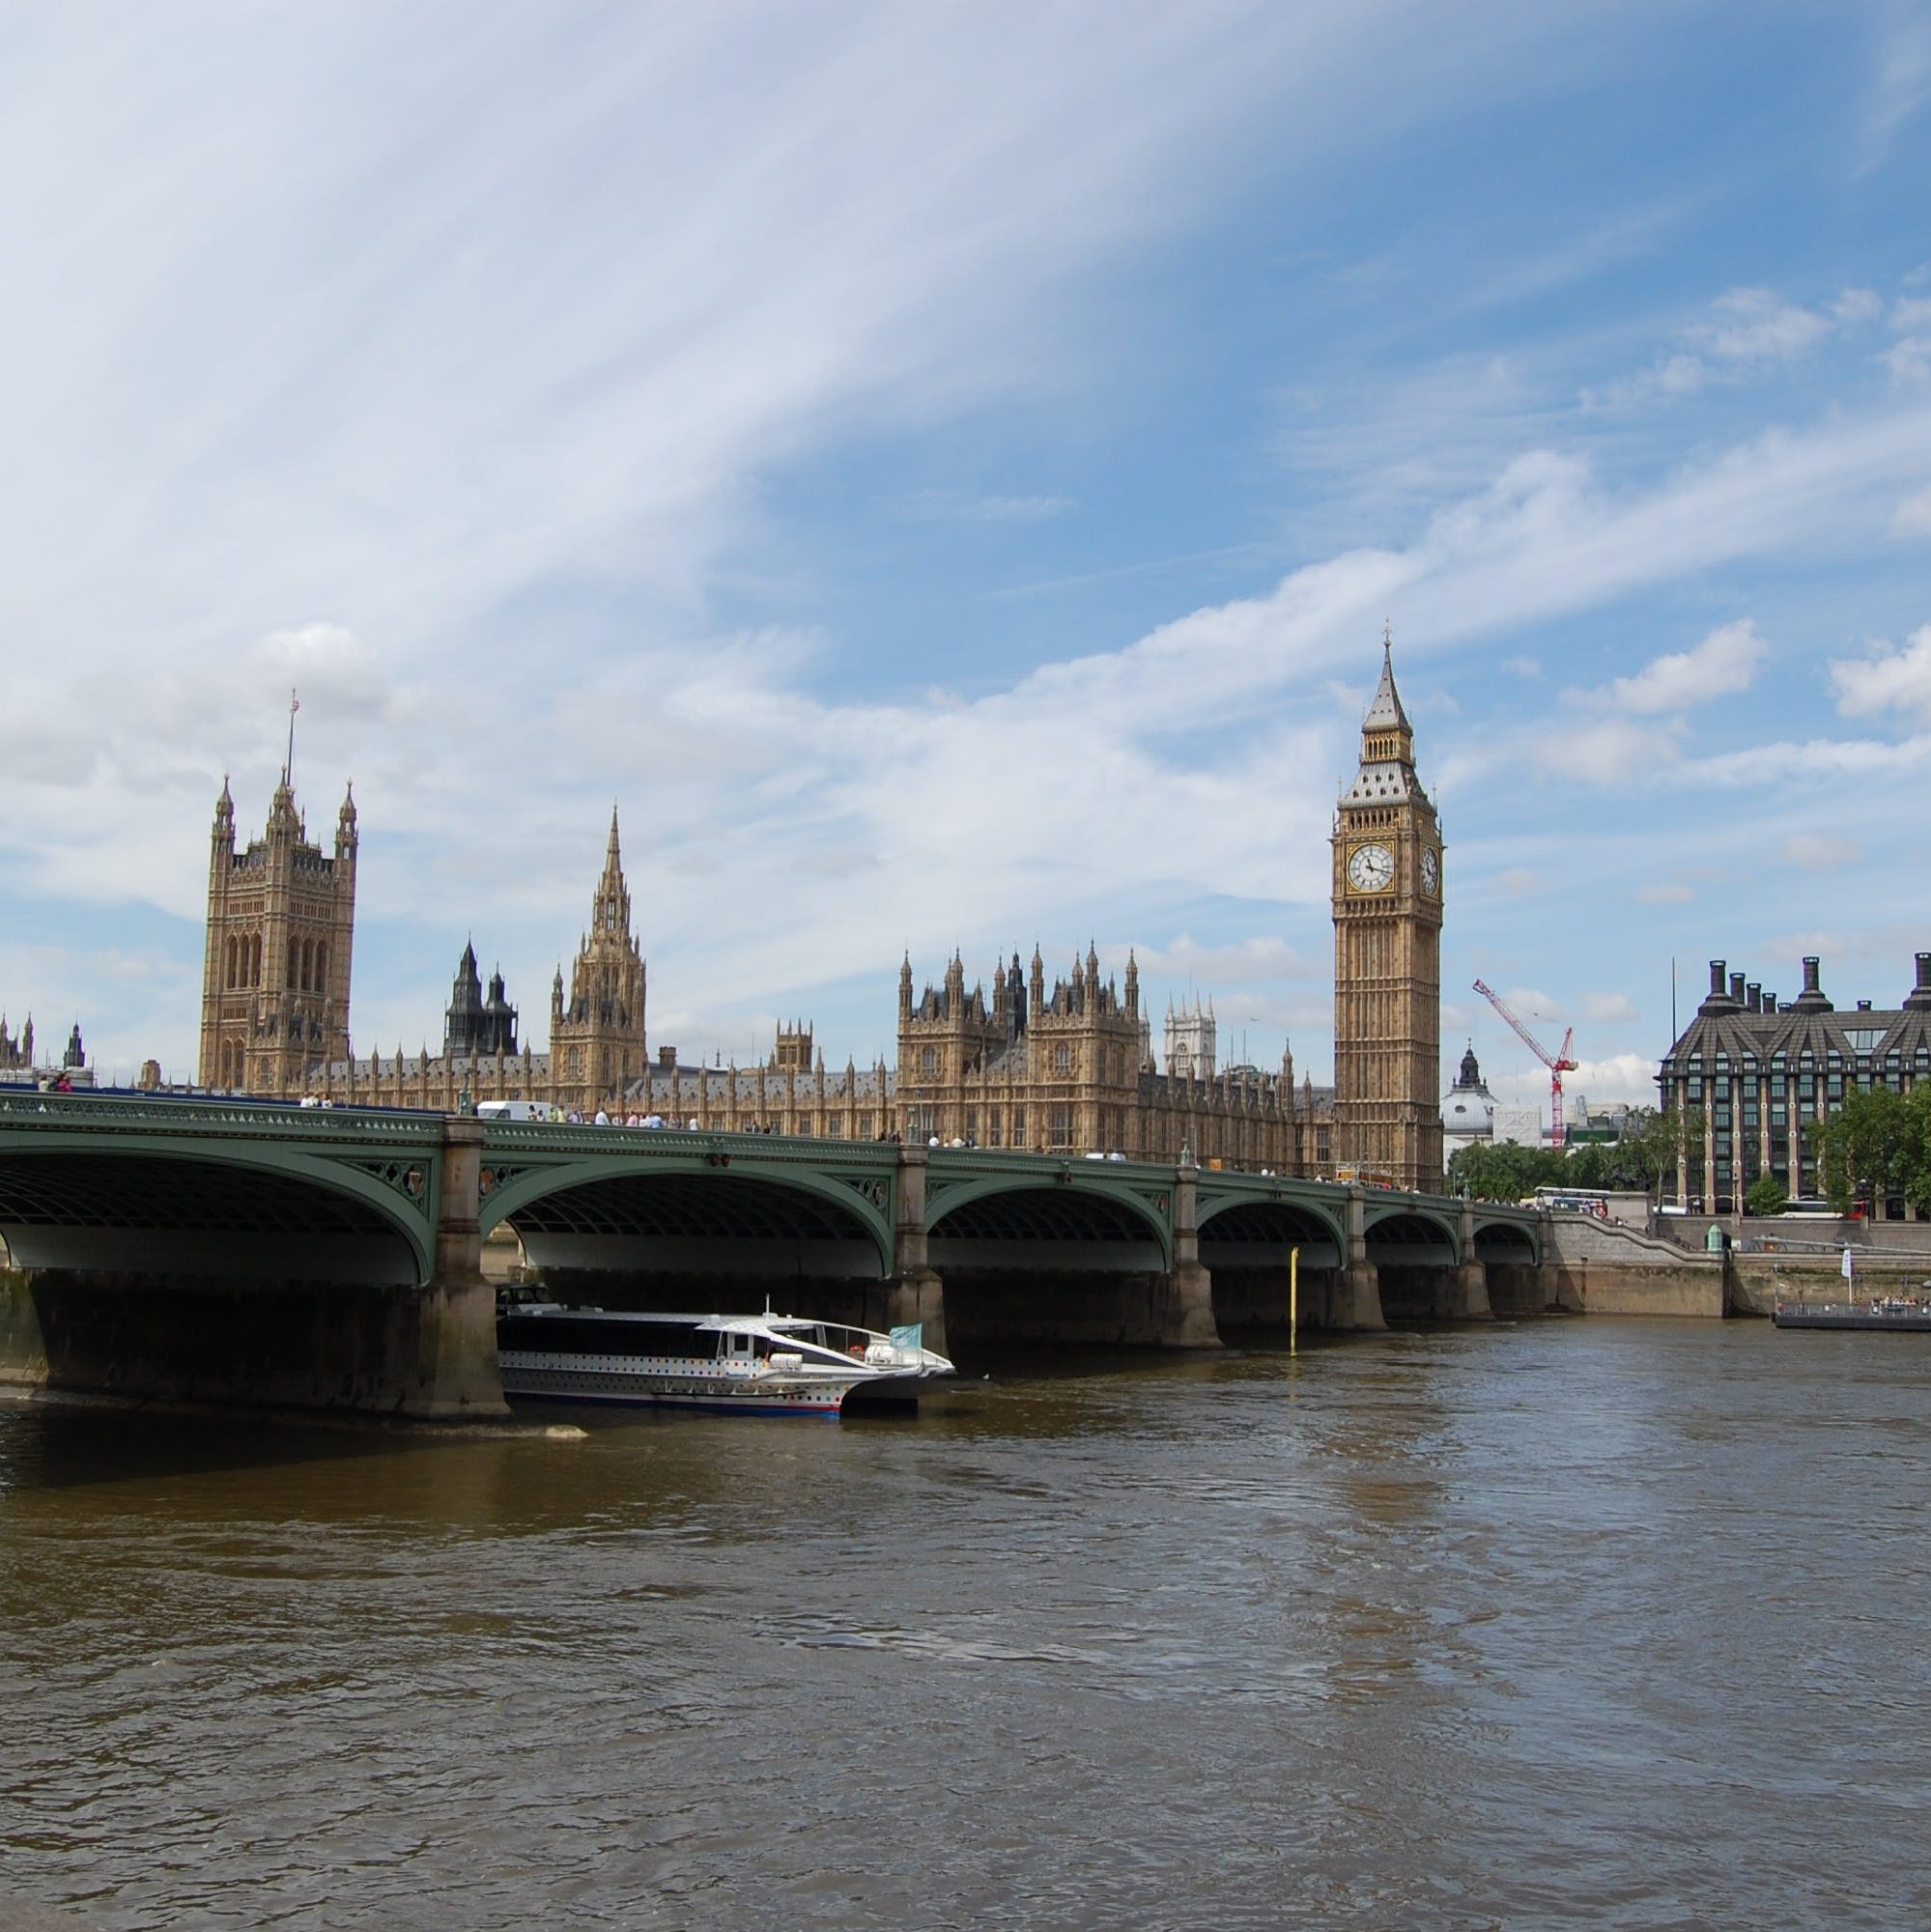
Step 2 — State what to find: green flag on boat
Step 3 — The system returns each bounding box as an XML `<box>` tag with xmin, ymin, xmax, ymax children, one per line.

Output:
<box><xmin>889</xmin><ymin>1323</ymin><xmax>923</xmax><ymax>1353</ymax></box>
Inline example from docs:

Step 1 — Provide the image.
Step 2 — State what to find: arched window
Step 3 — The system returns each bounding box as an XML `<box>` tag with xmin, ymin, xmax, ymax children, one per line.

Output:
<box><xmin>288</xmin><ymin>938</ymin><xmax>299</xmax><ymax>987</ymax></box>
<box><xmin>225</xmin><ymin>935</ymin><xmax>238</xmax><ymax>990</ymax></box>
<box><xmin>250</xmin><ymin>934</ymin><xmax>262</xmax><ymax>986</ymax></box>
<box><xmin>315</xmin><ymin>942</ymin><xmax>327</xmax><ymax>992</ymax></box>
<box><xmin>300</xmin><ymin>939</ymin><xmax>313</xmax><ymax>990</ymax></box>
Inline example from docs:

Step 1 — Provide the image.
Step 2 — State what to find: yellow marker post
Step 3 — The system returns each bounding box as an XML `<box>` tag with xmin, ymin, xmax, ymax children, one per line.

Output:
<box><xmin>1290</xmin><ymin>1244</ymin><xmax>1299</xmax><ymax>1355</ymax></box>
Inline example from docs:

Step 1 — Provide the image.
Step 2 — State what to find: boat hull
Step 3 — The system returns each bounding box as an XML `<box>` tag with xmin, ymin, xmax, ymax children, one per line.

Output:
<box><xmin>495</xmin><ymin>1306</ymin><xmax>953</xmax><ymax>1418</ymax></box>
<box><xmin>1773</xmin><ymin>1301</ymin><xmax>1931</xmax><ymax>1332</ymax></box>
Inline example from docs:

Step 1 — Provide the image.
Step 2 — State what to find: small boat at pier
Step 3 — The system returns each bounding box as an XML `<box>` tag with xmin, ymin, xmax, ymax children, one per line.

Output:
<box><xmin>496</xmin><ymin>1303</ymin><xmax>956</xmax><ymax>1416</ymax></box>
<box><xmin>1773</xmin><ymin>1296</ymin><xmax>1931</xmax><ymax>1333</ymax></box>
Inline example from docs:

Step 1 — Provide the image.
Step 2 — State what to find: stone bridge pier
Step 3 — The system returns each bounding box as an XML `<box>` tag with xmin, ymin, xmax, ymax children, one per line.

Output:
<box><xmin>0</xmin><ymin>1107</ymin><xmax>507</xmax><ymax>1419</ymax></box>
<box><xmin>887</xmin><ymin>1146</ymin><xmax>949</xmax><ymax>1356</ymax></box>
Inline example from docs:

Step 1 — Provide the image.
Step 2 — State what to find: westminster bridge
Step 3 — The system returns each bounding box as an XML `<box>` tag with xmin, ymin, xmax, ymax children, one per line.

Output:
<box><xmin>0</xmin><ymin>1092</ymin><xmax>1553</xmax><ymax>1417</ymax></box>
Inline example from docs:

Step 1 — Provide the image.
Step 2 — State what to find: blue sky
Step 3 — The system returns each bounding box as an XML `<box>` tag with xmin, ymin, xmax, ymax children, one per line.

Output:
<box><xmin>3</xmin><ymin>3</ymin><xmax>1929</xmax><ymax>1119</ymax></box>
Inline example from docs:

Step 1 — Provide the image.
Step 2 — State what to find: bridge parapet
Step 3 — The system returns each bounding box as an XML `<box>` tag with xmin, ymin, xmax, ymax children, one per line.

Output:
<box><xmin>0</xmin><ymin>1090</ymin><xmax>444</xmax><ymax>1143</ymax></box>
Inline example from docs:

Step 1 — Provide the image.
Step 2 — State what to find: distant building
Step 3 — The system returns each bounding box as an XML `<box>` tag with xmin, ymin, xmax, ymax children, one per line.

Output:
<box><xmin>1491</xmin><ymin>1104</ymin><xmax>1541</xmax><ymax>1149</ymax></box>
<box><xmin>1164</xmin><ymin>997</ymin><xmax>1215</xmax><ymax>1082</ymax></box>
<box><xmin>0</xmin><ymin>1013</ymin><xmax>95</xmax><ymax>1089</ymax></box>
<box><xmin>1440</xmin><ymin>1042</ymin><xmax>1497</xmax><ymax>1159</ymax></box>
<box><xmin>1659</xmin><ymin>952</ymin><xmax>1931</xmax><ymax>1216</ymax></box>
<box><xmin>443</xmin><ymin>944</ymin><xmax>518</xmax><ymax>1061</ymax></box>
<box><xmin>0</xmin><ymin>1013</ymin><xmax>34</xmax><ymax>1074</ymax></box>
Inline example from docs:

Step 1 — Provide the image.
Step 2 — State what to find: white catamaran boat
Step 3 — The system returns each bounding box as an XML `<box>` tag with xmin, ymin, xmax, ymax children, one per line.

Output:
<box><xmin>495</xmin><ymin>1303</ymin><xmax>956</xmax><ymax>1417</ymax></box>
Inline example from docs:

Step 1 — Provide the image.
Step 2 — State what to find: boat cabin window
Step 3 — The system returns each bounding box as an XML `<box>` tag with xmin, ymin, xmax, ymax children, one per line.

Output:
<box><xmin>498</xmin><ymin>1316</ymin><xmax>718</xmax><ymax>1359</ymax></box>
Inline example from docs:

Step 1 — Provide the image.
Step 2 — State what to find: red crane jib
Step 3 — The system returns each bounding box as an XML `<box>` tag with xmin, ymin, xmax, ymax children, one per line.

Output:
<box><xmin>1471</xmin><ymin>979</ymin><xmax>1580</xmax><ymax>1146</ymax></box>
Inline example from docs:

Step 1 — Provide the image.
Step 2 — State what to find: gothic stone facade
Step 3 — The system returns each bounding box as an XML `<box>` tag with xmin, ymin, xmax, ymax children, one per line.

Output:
<box><xmin>891</xmin><ymin>945</ymin><xmax>1311</xmax><ymax>1169</ymax></box>
<box><xmin>1330</xmin><ymin>642</ymin><xmax>1444</xmax><ymax>1190</ymax></box>
<box><xmin>199</xmin><ymin>773</ymin><xmax>357</xmax><ymax>1093</ymax></box>
<box><xmin>0</xmin><ymin>1013</ymin><xmax>34</xmax><ymax>1073</ymax></box>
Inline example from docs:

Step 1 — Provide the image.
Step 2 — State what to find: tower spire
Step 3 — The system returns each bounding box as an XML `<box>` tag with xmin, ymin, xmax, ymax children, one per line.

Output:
<box><xmin>284</xmin><ymin>688</ymin><xmax>300</xmax><ymax>788</ymax></box>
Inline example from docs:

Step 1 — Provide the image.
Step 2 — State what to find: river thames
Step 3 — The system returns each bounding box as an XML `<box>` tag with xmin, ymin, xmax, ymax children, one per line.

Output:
<box><xmin>3</xmin><ymin>1318</ymin><xmax>1928</xmax><ymax>1929</ymax></box>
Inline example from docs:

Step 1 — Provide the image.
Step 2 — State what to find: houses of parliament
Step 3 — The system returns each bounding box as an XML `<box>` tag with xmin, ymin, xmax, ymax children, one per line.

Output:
<box><xmin>192</xmin><ymin>639</ymin><xmax>1445</xmax><ymax>1186</ymax></box>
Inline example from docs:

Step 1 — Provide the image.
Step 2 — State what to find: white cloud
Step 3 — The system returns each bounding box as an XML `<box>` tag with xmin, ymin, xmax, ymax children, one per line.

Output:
<box><xmin>1604</xmin><ymin>618</ymin><xmax>1767</xmax><ymax>714</ymax></box>
<box><xmin>7</xmin><ymin>5</ymin><xmax>1931</xmax><ymax>1083</ymax></box>
<box><xmin>1864</xmin><ymin>16</ymin><xmax>1931</xmax><ymax>166</ymax></box>
<box><xmin>1502</xmin><ymin>654</ymin><xmax>1542</xmax><ymax>677</ymax></box>
<box><xmin>1834</xmin><ymin>287</ymin><xmax>1885</xmax><ymax>325</ymax></box>
<box><xmin>1494</xmin><ymin>867</ymin><xmax>1544</xmax><ymax>897</ymax></box>
<box><xmin>1892</xmin><ymin>486</ymin><xmax>1931</xmax><ymax>536</ymax></box>
<box><xmin>972</xmin><ymin>495</ymin><xmax>1077</xmax><ymax>523</ymax></box>
<box><xmin>1782</xmin><ymin>831</ymin><xmax>1860</xmax><ymax>869</ymax></box>
<box><xmin>1555</xmin><ymin>717</ymin><xmax>1682</xmax><ymax>786</ymax></box>
<box><xmin>1638</xmin><ymin>883</ymin><xmax>1693</xmax><ymax>903</ymax></box>
<box><xmin>1582</xmin><ymin>991</ymin><xmax>1638</xmax><ymax>1023</ymax></box>
<box><xmin>1828</xmin><ymin>624</ymin><xmax>1931</xmax><ymax>724</ymax></box>
<box><xmin>1690</xmin><ymin>288</ymin><xmax>1832</xmax><ymax>363</ymax></box>
<box><xmin>1562</xmin><ymin>1050</ymin><xmax>1660</xmax><ymax>1108</ymax></box>
<box><xmin>905</xmin><ymin>491</ymin><xmax>1078</xmax><ymax>523</ymax></box>
<box><xmin>1502</xmin><ymin>987</ymin><xmax>1569</xmax><ymax>1025</ymax></box>
<box><xmin>1693</xmin><ymin>731</ymin><xmax>1931</xmax><ymax>786</ymax></box>
<box><xmin>1887</xmin><ymin>337</ymin><xmax>1931</xmax><ymax>384</ymax></box>
<box><xmin>1579</xmin><ymin>352</ymin><xmax>1705</xmax><ymax>412</ymax></box>
<box><xmin>1126</xmin><ymin>934</ymin><xmax>1313</xmax><ymax>984</ymax></box>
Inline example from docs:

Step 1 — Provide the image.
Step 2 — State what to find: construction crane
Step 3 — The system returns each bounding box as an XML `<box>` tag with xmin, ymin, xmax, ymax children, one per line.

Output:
<box><xmin>1471</xmin><ymin>979</ymin><xmax>1579</xmax><ymax>1147</ymax></box>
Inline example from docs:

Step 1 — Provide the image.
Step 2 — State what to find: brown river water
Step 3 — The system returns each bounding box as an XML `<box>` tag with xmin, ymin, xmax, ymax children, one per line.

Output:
<box><xmin>3</xmin><ymin>1319</ymin><xmax>1929</xmax><ymax>1930</ymax></box>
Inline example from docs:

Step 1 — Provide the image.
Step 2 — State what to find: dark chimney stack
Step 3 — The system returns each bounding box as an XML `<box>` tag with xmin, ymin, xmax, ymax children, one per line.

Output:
<box><xmin>1803</xmin><ymin>956</ymin><xmax>1821</xmax><ymax>994</ymax></box>
<box><xmin>1910</xmin><ymin>952</ymin><xmax>1931</xmax><ymax>1011</ymax></box>
<box><xmin>1764</xmin><ymin>993</ymin><xmax>1777</xmax><ymax>1015</ymax></box>
<box><xmin>1709</xmin><ymin>959</ymin><xmax>1726</xmax><ymax>997</ymax></box>
<box><xmin>1746</xmin><ymin>982</ymin><xmax>1761</xmax><ymax>1013</ymax></box>
<box><xmin>1729</xmin><ymin>972</ymin><xmax>1746</xmax><ymax>1005</ymax></box>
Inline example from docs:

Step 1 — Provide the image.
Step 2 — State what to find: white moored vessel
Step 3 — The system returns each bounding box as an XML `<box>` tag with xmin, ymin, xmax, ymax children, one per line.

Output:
<box><xmin>495</xmin><ymin>1303</ymin><xmax>956</xmax><ymax>1417</ymax></box>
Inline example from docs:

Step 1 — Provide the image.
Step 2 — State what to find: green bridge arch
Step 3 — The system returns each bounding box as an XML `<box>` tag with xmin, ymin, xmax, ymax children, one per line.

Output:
<box><xmin>0</xmin><ymin>1124</ymin><xmax>440</xmax><ymax>1285</ymax></box>
<box><xmin>477</xmin><ymin>1149</ymin><xmax>897</xmax><ymax>1277</ymax></box>
<box><xmin>923</xmin><ymin>1167</ymin><xmax>1176</xmax><ymax>1270</ymax></box>
<box><xmin>1361</xmin><ymin>1200</ymin><xmax>1462</xmax><ymax>1261</ymax></box>
<box><xmin>1194</xmin><ymin>1191</ymin><xmax>1349</xmax><ymax>1257</ymax></box>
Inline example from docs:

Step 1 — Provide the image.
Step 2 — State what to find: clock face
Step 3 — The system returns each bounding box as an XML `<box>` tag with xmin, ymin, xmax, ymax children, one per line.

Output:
<box><xmin>1347</xmin><ymin>842</ymin><xmax>1396</xmax><ymax>893</ymax></box>
<box><xmin>1420</xmin><ymin>848</ymin><xmax>1439</xmax><ymax>896</ymax></box>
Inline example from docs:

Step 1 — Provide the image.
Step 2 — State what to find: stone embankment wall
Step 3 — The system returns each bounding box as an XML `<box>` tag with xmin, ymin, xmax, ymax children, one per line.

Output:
<box><xmin>1726</xmin><ymin>1253</ymin><xmax>1931</xmax><ymax>1318</ymax></box>
<box><xmin>1542</xmin><ymin>1215</ymin><xmax>1724</xmax><ymax>1318</ymax></box>
<box><xmin>1659</xmin><ymin>1214</ymin><xmax>1931</xmax><ymax>1256</ymax></box>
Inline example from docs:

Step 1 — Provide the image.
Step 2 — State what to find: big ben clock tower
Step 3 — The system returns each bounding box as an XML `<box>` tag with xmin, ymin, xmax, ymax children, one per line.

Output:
<box><xmin>1331</xmin><ymin>631</ymin><xmax>1443</xmax><ymax>1190</ymax></box>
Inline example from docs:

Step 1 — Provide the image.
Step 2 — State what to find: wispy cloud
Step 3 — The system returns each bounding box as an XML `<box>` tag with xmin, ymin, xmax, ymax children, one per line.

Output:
<box><xmin>904</xmin><ymin>491</ymin><xmax>1078</xmax><ymax>523</ymax></box>
<box><xmin>1892</xmin><ymin>484</ymin><xmax>1931</xmax><ymax>536</ymax></box>
<box><xmin>1783</xmin><ymin>831</ymin><xmax>1861</xmax><ymax>869</ymax></box>
<box><xmin>1603</xmin><ymin>619</ymin><xmax>1766</xmax><ymax>714</ymax></box>
<box><xmin>1862</xmin><ymin>10</ymin><xmax>1931</xmax><ymax>167</ymax></box>
<box><xmin>1829</xmin><ymin>623</ymin><xmax>1931</xmax><ymax>724</ymax></box>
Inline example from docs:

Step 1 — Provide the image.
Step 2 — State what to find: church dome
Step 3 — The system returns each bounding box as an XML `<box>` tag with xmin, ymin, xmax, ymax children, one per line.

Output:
<box><xmin>1441</xmin><ymin>1041</ymin><xmax>1495</xmax><ymax>1134</ymax></box>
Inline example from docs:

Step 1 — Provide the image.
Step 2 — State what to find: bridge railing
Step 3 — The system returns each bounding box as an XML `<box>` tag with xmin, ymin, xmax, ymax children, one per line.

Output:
<box><xmin>0</xmin><ymin>1091</ymin><xmax>445</xmax><ymax>1140</ymax></box>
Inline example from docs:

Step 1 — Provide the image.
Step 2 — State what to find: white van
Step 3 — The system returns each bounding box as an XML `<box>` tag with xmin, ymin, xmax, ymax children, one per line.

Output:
<box><xmin>475</xmin><ymin>1099</ymin><xmax>554</xmax><ymax>1122</ymax></box>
